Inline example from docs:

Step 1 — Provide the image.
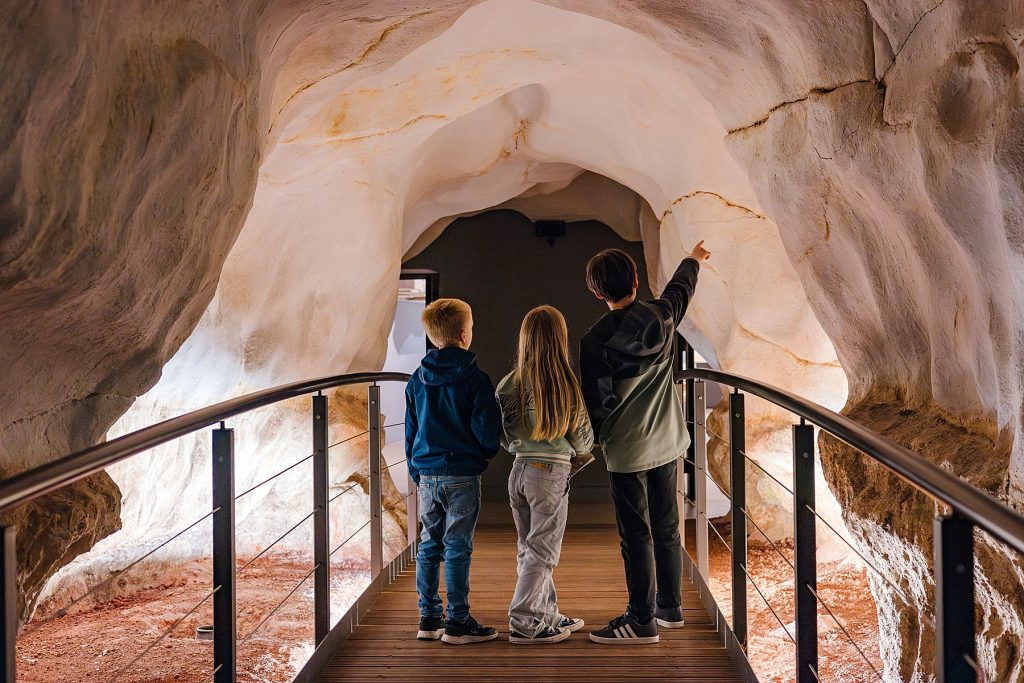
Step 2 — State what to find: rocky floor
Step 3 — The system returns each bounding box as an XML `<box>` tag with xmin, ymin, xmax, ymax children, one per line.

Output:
<box><xmin>17</xmin><ymin>554</ymin><xmax>370</xmax><ymax>683</ymax></box>
<box><xmin>17</xmin><ymin>538</ymin><xmax>881</xmax><ymax>683</ymax></box>
<box><xmin>703</xmin><ymin>536</ymin><xmax>884</xmax><ymax>682</ymax></box>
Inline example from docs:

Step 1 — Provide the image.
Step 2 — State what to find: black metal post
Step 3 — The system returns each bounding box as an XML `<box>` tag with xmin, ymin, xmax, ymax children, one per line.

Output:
<box><xmin>212</xmin><ymin>425</ymin><xmax>236</xmax><ymax>683</ymax></box>
<box><xmin>368</xmin><ymin>385</ymin><xmax>383</xmax><ymax>578</ymax></box>
<box><xmin>312</xmin><ymin>394</ymin><xmax>330</xmax><ymax>646</ymax></box>
<box><xmin>729</xmin><ymin>392</ymin><xmax>747</xmax><ymax>649</ymax></box>
<box><xmin>1</xmin><ymin>527</ymin><xmax>15</xmax><ymax>683</ymax></box>
<box><xmin>793</xmin><ymin>422</ymin><xmax>818</xmax><ymax>683</ymax></box>
<box><xmin>684</xmin><ymin>342</ymin><xmax>696</xmax><ymax>500</ymax></box>
<box><xmin>934</xmin><ymin>510</ymin><xmax>976</xmax><ymax>683</ymax></box>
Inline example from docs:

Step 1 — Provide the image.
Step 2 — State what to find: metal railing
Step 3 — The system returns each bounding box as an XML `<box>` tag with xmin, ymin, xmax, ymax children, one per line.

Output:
<box><xmin>0</xmin><ymin>371</ymin><xmax>413</xmax><ymax>683</ymax></box>
<box><xmin>673</xmin><ymin>335</ymin><xmax>1024</xmax><ymax>683</ymax></box>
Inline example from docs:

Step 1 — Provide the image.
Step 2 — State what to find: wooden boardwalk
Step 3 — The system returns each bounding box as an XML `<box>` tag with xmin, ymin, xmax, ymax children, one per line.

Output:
<box><xmin>319</xmin><ymin>526</ymin><xmax>745</xmax><ymax>681</ymax></box>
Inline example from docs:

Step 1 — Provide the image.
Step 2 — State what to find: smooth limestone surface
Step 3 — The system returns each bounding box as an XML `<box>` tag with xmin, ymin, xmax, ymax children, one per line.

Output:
<box><xmin>3</xmin><ymin>2</ymin><xmax>1023</xmax><ymax>679</ymax></box>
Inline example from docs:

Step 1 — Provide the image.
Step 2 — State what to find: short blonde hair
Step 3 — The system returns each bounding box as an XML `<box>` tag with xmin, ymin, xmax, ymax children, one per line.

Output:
<box><xmin>421</xmin><ymin>298</ymin><xmax>472</xmax><ymax>348</ymax></box>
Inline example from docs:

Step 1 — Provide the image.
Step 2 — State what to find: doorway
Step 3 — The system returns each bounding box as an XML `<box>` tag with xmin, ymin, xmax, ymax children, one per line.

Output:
<box><xmin>403</xmin><ymin>209</ymin><xmax>652</xmax><ymax>525</ymax></box>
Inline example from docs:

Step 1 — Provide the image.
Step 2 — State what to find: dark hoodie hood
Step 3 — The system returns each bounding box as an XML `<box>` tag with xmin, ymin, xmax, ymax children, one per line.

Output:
<box><xmin>586</xmin><ymin>300</ymin><xmax>673</xmax><ymax>359</ymax></box>
<box><xmin>417</xmin><ymin>346</ymin><xmax>480</xmax><ymax>387</ymax></box>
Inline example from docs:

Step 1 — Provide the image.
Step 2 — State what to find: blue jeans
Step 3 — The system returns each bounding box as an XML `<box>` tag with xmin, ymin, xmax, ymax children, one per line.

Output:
<box><xmin>416</xmin><ymin>475</ymin><xmax>481</xmax><ymax>621</ymax></box>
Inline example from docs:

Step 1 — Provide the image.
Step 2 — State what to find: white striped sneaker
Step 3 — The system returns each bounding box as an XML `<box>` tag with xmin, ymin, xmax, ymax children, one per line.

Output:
<box><xmin>588</xmin><ymin>614</ymin><xmax>659</xmax><ymax>644</ymax></box>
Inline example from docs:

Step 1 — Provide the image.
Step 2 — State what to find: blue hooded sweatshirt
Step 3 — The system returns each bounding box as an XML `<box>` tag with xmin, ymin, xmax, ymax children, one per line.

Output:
<box><xmin>405</xmin><ymin>347</ymin><xmax>501</xmax><ymax>484</ymax></box>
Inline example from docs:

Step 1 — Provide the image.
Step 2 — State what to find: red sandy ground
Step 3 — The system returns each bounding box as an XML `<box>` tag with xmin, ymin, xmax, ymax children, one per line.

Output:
<box><xmin>19</xmin><ymin>535</ymin><xmax>881</xmax><ymax>682</ymax></box>
<box><xmin>699</xmin><ymin>531</ymin><xmax>884</xmax><ymax>683</ymax></box>
<box><xmin>17</xmin><ymin>555</ymin><xmax>368</xmax><ymax>683</ymax></box>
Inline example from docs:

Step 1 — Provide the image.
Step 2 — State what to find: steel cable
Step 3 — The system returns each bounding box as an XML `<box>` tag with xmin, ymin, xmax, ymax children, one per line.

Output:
<box><xmin>807</xmin><ymin>584</ymin><xmax>884</xmax><ymax>681</ymax></box>
<box><xmin>236</xmin><ymin>508</ymin><xmax>320</xmax><ymax>575</ymax></box>
<box><xmin>738</xmin><ymin>506</ymin><xmax>795</xmax><ymax>572</ymax></box>
<box><xmin>27</xmin><ymin>508</ymin><xmax>219</xmax><ymax>631</ymax></box>
<box><xmin>739</xmin><ymin>562</ymin><xmax>795</xmax><ymax>645</ymax></box>
<box><xmin>329</xmin><ymin>518</ymin><xmax>372</xmax><ymax>558</ymax></box>
<box><xmin>107</xmin><ymin>585</ymin><xmax>220</xmax><ymax>682</ymax></box>
<box><xmin>239</xmin><ymin>563</ymin><xmax>320</xmax><ymax>644</ymax></box>
<box><xmin>742</xmin><ymin>451</ymin><xmax>795</xmax><ymax>496</ymax></box>
<box><xmin>235</xmin><ymin>453</ymin><xmax>314</xmax><ymax>500</ymax></box>
<box><xmin>327</xmin><ymin>430</ymin><xmax>369</xmax><ymax>450</ymax></box>
<box><xmin>328</xmin><ymin>481</ymin><xmax>362</xmax><ymax>505</ymax></box>
<box><xmin>701</xmin><ymin>510</ymin><xmax>731</xmax><ymax>551</ymax></box>
<box><xmin>802</xmin><ymin>503</ymin><xmax>913</xmax><ymax>606</ymax></box>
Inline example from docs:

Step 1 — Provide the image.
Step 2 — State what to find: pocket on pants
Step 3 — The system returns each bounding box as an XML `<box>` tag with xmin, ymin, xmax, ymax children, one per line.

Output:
<box><xmin>524</xmin><ymin>474</ymin><xmax>567</xmax><ymax>516</ymax></box>
<box><xmin>445</xmin><ymin>480</ymin><xmax>478</xmax><ymax>514</ymax></box>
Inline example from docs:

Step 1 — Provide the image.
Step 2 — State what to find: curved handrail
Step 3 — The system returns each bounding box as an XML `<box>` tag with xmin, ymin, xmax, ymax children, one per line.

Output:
<box><xmin>680</xmin><ymin>367</ymin><xmax>1024</xmax><ymax>555</ymax></box>
<box><xmin>0</xmin><ymin>371</ymin><xmax>411</xmax><ymax>516</ymax></box>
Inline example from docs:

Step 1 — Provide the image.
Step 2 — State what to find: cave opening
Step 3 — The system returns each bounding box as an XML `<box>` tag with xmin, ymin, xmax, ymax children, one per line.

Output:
<box><xmin>403</xmin><ymin>207</ymin><xmax>652</xmax><ymax>524</ymax></box>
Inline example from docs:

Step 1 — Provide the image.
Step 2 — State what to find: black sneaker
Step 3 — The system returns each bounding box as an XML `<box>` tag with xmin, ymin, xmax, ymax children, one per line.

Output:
<box><xmin>655</xmin><ymin>606</ymin><xmax>685</xmax><ymax>628</ymax></box>
<box><xmin>557</xmin><ymin>616</ymin><xmax>585</xmax><ymax>632</ymax></box>
<box><xmin>589</xmin><ymin>614</ymin><xmax>659</xmax><ymax>644</ymax></box>
<box><xmin>417</xmin><ymin>615</ymin><xmax>446</xmax><ymax>640</ymax></box>
<box><xmin>509</xmin><ymin>625</ymin><xmax>571</xmax><ymax>644</ymax></box>
<box><xmin>441</xmin><ymin>616</ymin><xmax>498</xmax><ymax>644</ymax></box>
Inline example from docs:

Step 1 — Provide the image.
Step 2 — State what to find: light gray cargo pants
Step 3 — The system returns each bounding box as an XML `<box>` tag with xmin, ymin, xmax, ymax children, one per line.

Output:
<box><xmin>507</xmin><ymin>459</ymin><xmax>570</xmax><ymax>636</ymax></box>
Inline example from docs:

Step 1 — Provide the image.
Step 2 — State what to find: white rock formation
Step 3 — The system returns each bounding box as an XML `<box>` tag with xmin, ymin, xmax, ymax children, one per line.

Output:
<box><xmin>3</xmin><ymin>1</ymin><xmax>1023</xmax><ymax>680</ymax></box>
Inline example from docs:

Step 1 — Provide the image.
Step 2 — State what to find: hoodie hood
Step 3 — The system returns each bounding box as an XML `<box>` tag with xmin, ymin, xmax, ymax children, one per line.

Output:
<box><xmin>587</xmin><ymin>300</ymin><xmax>673</xmax><ymax>359</ymax></box>
<box><xmin>417</xmin><ymin>346</ymin><xmax>480</xmax><ymax>387</ymax></box>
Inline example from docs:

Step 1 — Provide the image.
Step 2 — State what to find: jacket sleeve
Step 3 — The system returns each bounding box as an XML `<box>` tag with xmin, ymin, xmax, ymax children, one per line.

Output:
<box><xmin>657</xmin><ymin>257</ymin><xmax>700</xmax><ymax>326</ymax></box>
<box><xmin>471</xmin><ymin>372</ymin><xmax>502</xmax><ymax>459</ymax></box>
<box><xmin>404</xmin><ymin>381</ymin><xmax>419</xmax><ymax>484</ymax></box>
<box><xmin>567</xmin><ymin>404</ymin><xmax>595</xmax><ymax>455</ymax></box>
<box><xmin>580</xmin><ymin>335</ymin><xmax>617</xmax><ymax>440</ymax></box>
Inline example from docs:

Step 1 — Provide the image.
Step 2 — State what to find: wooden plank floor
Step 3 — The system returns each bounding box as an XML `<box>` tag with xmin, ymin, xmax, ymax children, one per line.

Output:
<box><xmin>319</xmin><ymin>526</ymin><xmax>744</xmax><ymax>681</ymax></box>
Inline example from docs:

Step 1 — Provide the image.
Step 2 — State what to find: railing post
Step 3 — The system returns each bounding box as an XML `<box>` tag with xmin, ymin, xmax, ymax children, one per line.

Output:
<box><xmin>368</xmin><ymin>385</ymin><xmax>383</xmax><ymax>579</ymax></box>
<box><xmin>793</xmin><ymin>421</ymin><xmax>818</xmax><ymax>683</ymax></box>
<box><xmin>729</xmin><ymin>391</ymin><xmax>747</xmax><ymax>650</ymax></box>
<box><xmin>684</xmin><ymin>343</ymin><xmax>696</xmax><ymax>502</ymax></box>
<box><xmin>212</xmin><ymin>424</ymin><xmax>236</xmax><ymax>683</ymax></box>
<box><xmin>934</xmin><ymin>510</ymin><xmax>976</xmax><ymax>683</ymax></box>
<box><xmin>312</xmin><ymin>394</ymin><xmax>330</xmax><ymax>645</ymax></box>
<box><xmin>1</xmin><ymin>526</ymin><xmax>16</xmax><ymax>683</ymax></box>
<box><xmin>694</xmin><ymin>379</ymin><xmax>709</xmax><ymax>580</ymax></box>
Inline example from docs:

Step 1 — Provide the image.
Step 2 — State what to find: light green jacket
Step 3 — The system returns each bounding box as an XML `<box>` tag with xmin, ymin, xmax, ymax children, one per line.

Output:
<box><xmin>495</xmin><ymin>373</ymin><xmax>594</xmax><ymax>465</ymax></box>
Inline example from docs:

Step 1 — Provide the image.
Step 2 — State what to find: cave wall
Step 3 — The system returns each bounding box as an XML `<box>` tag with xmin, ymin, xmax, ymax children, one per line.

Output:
<box><xmin>3</xmin><ymin>1</ymin><xmax>1023</xmax><ymax>679</ymax></box>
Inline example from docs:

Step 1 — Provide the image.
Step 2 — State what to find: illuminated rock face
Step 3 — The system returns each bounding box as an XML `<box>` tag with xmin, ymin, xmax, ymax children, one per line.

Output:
<box><xmin>2</xmin><ymin>1</ymin><xmax>1023</xmax><ymax>679</ymax></box>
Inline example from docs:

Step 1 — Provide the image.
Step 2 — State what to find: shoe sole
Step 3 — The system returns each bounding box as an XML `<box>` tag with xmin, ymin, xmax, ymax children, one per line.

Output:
<box><xmin>509</xmin><ymin>629</ymin><xmax>572</xmax><ymax>644</ymax></box>
<box><xmin>441</xmin><ymin>632</ymin><xmax>498</xmax><ymax>645</ymax></box>
<box><xmin>417</xmin><ymin>628</ymin><xmax>445</xmax><ymax>640</ymax></box>
<box><xmin>562</xmin><ymin>620</ymin><xmax>585</xmax><ymax>633</ymax></box>
<box><xmin>589</xmin><ymin>633</ymin><xmax>660</xmax><ymax>644</ymax></box>
<box><xmin>655</xmin><ymin>618</ymin><xmax>685</xmax><ymax>629</ymax></box>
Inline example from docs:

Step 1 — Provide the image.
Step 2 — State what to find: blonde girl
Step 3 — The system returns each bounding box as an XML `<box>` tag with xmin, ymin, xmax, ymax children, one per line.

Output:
<box><xmin>495</xmin><ymin>305</ymin><xmax>594</xmax><ymax>644</ymax></box>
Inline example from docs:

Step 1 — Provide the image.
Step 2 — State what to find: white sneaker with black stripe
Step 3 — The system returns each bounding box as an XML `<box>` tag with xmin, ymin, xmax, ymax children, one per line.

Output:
<box><xmin>588</xmin><ymin>614</ymin><xmax>659</xmax><ymax>644</ymax></box>
<box><xmin>557</xmin><ymin>615</ymin><xmax>584</xmax><ymax>632</ymax></box>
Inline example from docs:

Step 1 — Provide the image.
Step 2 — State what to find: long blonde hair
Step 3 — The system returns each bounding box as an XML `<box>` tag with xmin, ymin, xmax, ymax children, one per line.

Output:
<box><xmin>514</xmin><ymin>306</ymin><xmax>586</xmax><ymax>441</ymax></box>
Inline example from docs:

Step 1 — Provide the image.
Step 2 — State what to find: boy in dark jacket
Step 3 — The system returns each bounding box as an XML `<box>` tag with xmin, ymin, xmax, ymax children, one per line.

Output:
<box><xmin>405</xmin><ymin>298</ymin><xmax>501</xmax><ymax>644</ymax></box>
<box><xmin>581</xmin><ymin>241</ymin><xmax>711</xmax><ymax>644</ymax></box>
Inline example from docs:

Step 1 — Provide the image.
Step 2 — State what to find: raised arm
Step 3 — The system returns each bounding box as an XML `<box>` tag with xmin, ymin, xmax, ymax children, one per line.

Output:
<box><xmin>658</xmin><ymin>240</ymin><xmax>710</xmax><ymax>326</ymax></box>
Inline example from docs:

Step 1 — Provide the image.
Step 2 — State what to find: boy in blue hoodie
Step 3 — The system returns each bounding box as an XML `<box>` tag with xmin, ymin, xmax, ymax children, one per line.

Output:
<box><xmin>405</xmin><ymin>298</ymin><xmax>501</xmax><ymax>644</ymax></box>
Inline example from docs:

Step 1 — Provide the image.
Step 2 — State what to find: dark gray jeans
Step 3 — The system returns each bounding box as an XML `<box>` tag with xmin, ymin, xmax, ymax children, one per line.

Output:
<box><xmin>507</xmin><ymin>460</ymin><xmax>570</xmax><ymax>636</ymax></box>
<box><xmin>608</xmin><ymin>458</ymin><xmax>682</xmax><ymax>623</ymax></box>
